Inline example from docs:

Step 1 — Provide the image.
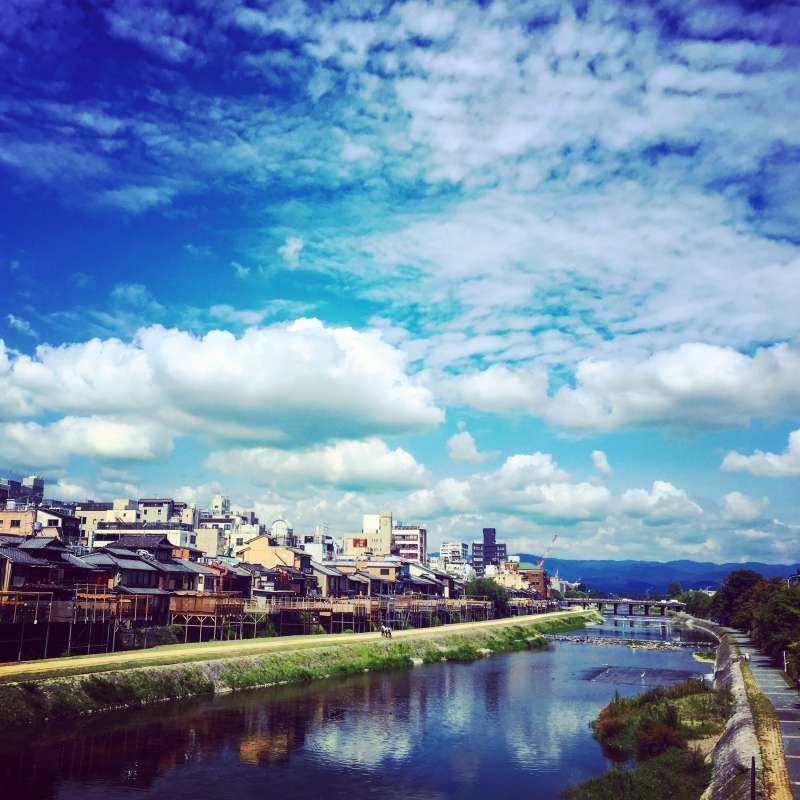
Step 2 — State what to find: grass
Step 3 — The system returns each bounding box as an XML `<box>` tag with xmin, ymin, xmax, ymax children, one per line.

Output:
<box><xmin>564</xmin><ymin>678</ymin><xmax>732</xmax><ymax>800</ymax></box>
<box><xmin>561</xmin><ymin>748</ymin><xmax>712</xmax><ymax>800</ymax></box>
<box><xmin>692</xmin><ymin>651</ymin><xmax>716</xmax><ymax>662</ymax></box>
<box><xmin>593</xmin><ymin>679</ymin><xmax>732</xmax><ymax>761</ymax></box>
<box><xmin>0</xmin><ymin>612</ymin><xmax>595</xmax><ymax>728</ymax></box>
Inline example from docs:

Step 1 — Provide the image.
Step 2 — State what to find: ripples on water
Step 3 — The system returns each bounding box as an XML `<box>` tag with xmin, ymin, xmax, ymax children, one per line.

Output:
<box><xmin>1</xmin><ymin>621</ymin><xmax>709</xmax><ymax>800</ymax></box>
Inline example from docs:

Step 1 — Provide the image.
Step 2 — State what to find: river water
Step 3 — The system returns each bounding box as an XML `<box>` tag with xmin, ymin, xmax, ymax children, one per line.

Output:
<box><xmin>1</xmin><ymin>618</ymin><xmax>713</xmax><ymax>800</ymax></box>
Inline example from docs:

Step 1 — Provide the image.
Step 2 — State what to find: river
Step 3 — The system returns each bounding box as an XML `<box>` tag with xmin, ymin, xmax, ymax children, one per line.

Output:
<box><xmin>1</xmin><ymin>618</ymin><xmax>714</xmax><ymax>800</ymax></box>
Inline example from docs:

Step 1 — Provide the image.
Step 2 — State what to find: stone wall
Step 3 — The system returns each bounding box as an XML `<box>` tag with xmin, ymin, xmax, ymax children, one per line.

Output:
<box><xmin>681</xmin><ymin>616</ymin><xmax>760</xmax><ymax>800</ymax></box>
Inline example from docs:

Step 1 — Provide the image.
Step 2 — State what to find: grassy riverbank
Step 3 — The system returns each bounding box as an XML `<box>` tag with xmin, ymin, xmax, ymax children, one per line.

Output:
<box><xmin>0</xmin><ymin>611</ymin><xmax>595</xmax><ymax>728</ymax></box>
<box><xmin>563</xmin><ymin>679</ymin><xmax>733</xmax><ymax>800</ymax></box>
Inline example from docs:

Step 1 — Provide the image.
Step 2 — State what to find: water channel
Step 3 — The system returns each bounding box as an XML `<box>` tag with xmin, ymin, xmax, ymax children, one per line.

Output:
<box><xmin>1</xmin><ymin>618</ymin><xmax>714</xmax><ymax>800</ymax></box>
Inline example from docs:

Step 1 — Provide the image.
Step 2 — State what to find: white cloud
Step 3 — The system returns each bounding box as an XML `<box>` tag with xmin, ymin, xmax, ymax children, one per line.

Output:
<box><xmin>592</xmin><ymin>450</ymin><xmax>612</xmax><ymax>476</ymax></box>
<box><xmin>101</xmin><ymin>184</ymin><xmax>177</xmax><ymax>213</ymax></box>
<box><xmin>720</xmin><ymin>491</ymin><xmax>769</xmax><ymax>523</ymax></box>
<box><xmin>430</xmin><ymin>342</ymin><xmax>800</xmax><ymax>432</ymax></box>
<box><xmin>52</xmin><ymin>478</ymin><xmax>91</xmax><ymax>501</ymax></box>
<box><xmin>2</xmin><ymin>319</ymin><xmax>443</xmax><ymax>446</ymax></box>
<box><xmin>433</xmin><ymin>363</ymin><xmax>548</xmax><ymax>413</ymax></box>
<box><xmin>446</xmin><ymin>429</ymin><xmax>494</xmax><ymax>464</ymax></box>
<box><xmin>620</xmin><ymin>481</ymin><xmax>703</xmax><ymax>524</ymax></box>
<box><xmin>400</xmin><ymin>451</ymin><xmax>609</xmax><ymax>522</ymax></box>
<box><xmin>722</xmin><ymin>429</ymin><xmax>800</xmax><ymax>477</ymax></box>
<box><xmin>6</xmin><ymin>314</ymin><xmax>38</xmax><ymax>339</ymax></box>
<box><xmin>278</xmin><ymin>236</ymin><xmax>304</xmax><ymax>268</ymax></box>
<box><xmin>0</xmin><ymin>416</ymin><xmax>173</xmax><ymax>467</ymax></box>
<box><xmin>207</xmin><ymin>438</ymin><xmax>426</xmax><ymax>491</ymax></box>
<box><xmin>231</xmin><ymin>261</ymin><xmax>251</xmax><ymax>279</ymax></box>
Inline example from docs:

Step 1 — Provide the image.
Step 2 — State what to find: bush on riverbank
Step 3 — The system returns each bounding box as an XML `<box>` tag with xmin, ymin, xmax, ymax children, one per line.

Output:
<box><xmin>565</xmin><ymin>678</ymin><xmax>732</xmax><ymax>799</ymax></box>
<box><xmin>594</xmin><ymin>679</ymin><xmax>732</xmax><ymax>761</ymax></box>
<box><xmin>561</xmin><ymin>748</ymin><xmax>711</xmax><ymax>800</ymax></box>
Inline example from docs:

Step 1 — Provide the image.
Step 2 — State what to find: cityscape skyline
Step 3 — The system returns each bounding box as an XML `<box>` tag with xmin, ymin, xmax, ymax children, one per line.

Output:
<box><xmin>1</xmin><ymin>1</ymin><xmax>799</xmax><ymax>564</ymax></box>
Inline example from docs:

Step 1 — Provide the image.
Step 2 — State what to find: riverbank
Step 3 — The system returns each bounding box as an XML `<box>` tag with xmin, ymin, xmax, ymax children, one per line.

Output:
<box><xmin>0</xmin><ymin>610</ymin><xmax>597</xmax><ymax>729</ymax></box>
<box><xmin>563</xmin><ymin>677</ymin><xmax>733</xmax><ymax>799</ymax></box>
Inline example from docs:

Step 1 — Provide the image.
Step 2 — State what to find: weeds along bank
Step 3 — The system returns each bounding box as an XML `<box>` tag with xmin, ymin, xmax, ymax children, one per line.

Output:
<box><xmin>0</xmin><ymin>613</ymin><xmax>594</xmax><ymax>729</ymax></box>
<box><xmin>563</xmin><ymin>678</ymin><xmax>734</xmax><ymax>800</ymax></box>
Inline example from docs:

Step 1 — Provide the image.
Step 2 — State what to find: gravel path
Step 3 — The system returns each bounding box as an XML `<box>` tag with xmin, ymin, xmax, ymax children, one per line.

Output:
<box><xmin>0</xmin><ymin>610</ymin><xmax>580</xmax><ymax>682</ymax></box>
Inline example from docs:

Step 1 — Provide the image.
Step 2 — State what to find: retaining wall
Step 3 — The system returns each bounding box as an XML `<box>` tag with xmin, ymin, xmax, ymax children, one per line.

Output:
<box><xmin>680</xmin><ymin>615</ymin><xmax>761</xmax><ymax>800</ymax></box>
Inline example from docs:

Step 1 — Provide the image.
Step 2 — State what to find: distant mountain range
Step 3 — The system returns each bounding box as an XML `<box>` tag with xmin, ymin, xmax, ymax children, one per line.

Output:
<box><xmin>516</xmin><ymin>555</ymin><xmax>799</xmax><ymax>596</ymax></box>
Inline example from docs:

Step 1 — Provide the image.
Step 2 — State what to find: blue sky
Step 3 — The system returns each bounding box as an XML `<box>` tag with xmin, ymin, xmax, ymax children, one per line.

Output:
<box><xmin>1</xmin><ymin>0</ymin><xmax>799</xmax><ymax>563</ymax></box>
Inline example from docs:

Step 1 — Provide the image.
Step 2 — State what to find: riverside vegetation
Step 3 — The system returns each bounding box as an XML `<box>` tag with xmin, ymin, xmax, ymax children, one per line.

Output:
<box><xmin>0</xmin><ymin>613</ymin><xmax>594</xmax><ymax>729</ymax></box>
<box><xmin>563</xmin><ymin>678</ymin><xmax>733</xmax><ymax>800</ymax></box>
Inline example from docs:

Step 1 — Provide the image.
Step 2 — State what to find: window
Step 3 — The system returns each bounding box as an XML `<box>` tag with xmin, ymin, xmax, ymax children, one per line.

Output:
<box><xmin>47</xmin><ymin>519</ymin><xmax>58</xmax><ymax>526</ymax></box>
<box><xmin>380</xmin><ymin>568</ymin><xmax>390</xmax><ymax>576</ymax></box>
<box><xmin>10</xmin><ymin>519</ymin><xmax>20</xmax><ymax>528</ymax></box>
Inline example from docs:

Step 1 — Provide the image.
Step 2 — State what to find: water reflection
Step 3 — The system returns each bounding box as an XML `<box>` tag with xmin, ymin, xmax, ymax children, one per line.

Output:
<box><xmin>1</xmin><ymin>641</ymin><xmax>706</xmax><ymax>800</ymax></box>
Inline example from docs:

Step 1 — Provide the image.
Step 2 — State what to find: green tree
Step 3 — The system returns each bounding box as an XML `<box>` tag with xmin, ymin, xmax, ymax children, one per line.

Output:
<box><xmin>666</xmin><ymin>581</ymin><xmax>683</xmax><ymax>598</ymax></box>
<box><xmin>708</xmin><ymin>569</ymin><xmax>763</xmax><ymax>627</ymax></box>
<box><xmin>466</xmin><ymin>577</ymin><xmax>510</xmax><ymax>617</ymax></box>
<box><xmin>679</xmin><ymin>590</ymin><xmax>712</xmax><ymax>619</ymax></box>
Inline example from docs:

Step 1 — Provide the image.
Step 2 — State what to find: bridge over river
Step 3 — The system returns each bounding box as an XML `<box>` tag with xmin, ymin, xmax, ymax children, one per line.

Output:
<box><xmin>561</xmin><ymin>598</ymin><xmax>686</xmax><ymax>617</ymax></box>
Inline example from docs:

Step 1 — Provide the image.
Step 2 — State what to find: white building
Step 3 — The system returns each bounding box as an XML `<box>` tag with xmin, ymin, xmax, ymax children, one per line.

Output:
<box><xmin>392</xmin><ymin>524</ymin><xmax>427</xmax><ymax>565</ymax></box>
<box><xmin>362</xmin><ymin>512</ymin><xmax>393</xmax><ymax>556</ymax></box>
<box><xmin>440</xmin><ymin>541</ymin><xmax>469</xmax><ymax>565</ymax></box>
<box><xmin>211</xmin><ymin>494</ymin><xmax>231</xmax><ymax>516</ymax></box>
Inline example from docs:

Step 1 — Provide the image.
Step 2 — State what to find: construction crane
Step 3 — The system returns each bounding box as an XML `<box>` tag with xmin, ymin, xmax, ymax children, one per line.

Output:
<box><xmin>536</xmin><ymin>534</ymin><xmax>558</xmax><ymax>568</ymax></box>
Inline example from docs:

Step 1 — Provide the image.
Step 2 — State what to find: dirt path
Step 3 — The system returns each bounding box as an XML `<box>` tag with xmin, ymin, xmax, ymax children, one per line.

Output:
<box><xmin>0</xmin><ymin>610</ymin><xmax>583</xmax><ymax>683</ymax></box>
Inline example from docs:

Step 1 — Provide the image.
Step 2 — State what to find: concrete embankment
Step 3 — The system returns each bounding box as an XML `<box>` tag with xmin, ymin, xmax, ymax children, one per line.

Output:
<box><xmin>0</xmin><ymin>611</ymin><xmax>596</xmax><ymax>729</ymax></box>
<box><xmin>680</xmin><ymin>615</ymin><xmax>761</xmax><ymax>800</ymax></box>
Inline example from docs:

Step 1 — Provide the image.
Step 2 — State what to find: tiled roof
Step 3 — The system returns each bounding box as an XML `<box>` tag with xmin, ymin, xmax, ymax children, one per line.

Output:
<box><xmin>0</xmin><ymin>546</ymin><xmax>49</xmax><ymax>565</ymax></box>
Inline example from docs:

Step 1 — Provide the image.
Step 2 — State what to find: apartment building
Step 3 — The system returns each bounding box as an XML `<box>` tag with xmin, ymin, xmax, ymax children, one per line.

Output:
<box><xmin>392</xmin><ymin>524</ymin><xmax>427</xmax><ymax>564</ymax></box>
<box><xmin>471</xmin><ymin>528</ymin><xmax>507</xmax><ymax>576</ymax></box>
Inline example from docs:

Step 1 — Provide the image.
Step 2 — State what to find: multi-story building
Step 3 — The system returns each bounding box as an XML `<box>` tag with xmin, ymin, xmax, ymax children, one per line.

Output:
<box><xmin>300</xmin><ymin>525</ymin><xmax>335</xmax><ymax>562</ymax></box>
<box><xmin>440</xmin><ymin>541</ymin><xmax>468</xmax><ymax>565</ymax></box>
<box><xmin>0</xmin><ymin>475</ymin><xmax>45</xmax><ymax>506</ymax></box>
<box><xmin>392</xmin><ymin>524</ymin><xmax>427</xmax><ymax>564</ymax></box>
<box><xmin>75</xmin><ymin>499</ymin><xmax>140</xmax><ymax>547</ymax></box>
<box><xmin>471</xmin><ymin>528</ymin><xmax>507</xmax><ymax>576</ymax></box>
<box><xmin>362</xmin><ymin>512</ymin><xmax>393</xmax><ymax>556</ymax></box>
<box><xmin>211</xmin><ymin>494</ymin><xmax>231</xmax><ymax>516</ymax></box>
<box><xmin>36</xmin><ymin>508</ymin><xmax>81</xmax><ymax>545</ymax></box>
<box><xmin>137</xmin><ymin>498</ymin><xmax>176</xmax><ymax>524</ymax></box>
<box><xmin>0</xmin><ymin>508</ymin><xmax>36</xmax><ymax>537</ymax></box>
<box><xmin>94</xmin><ymin>521</ymin><xmax>197</xmax><ymax>551</ymax></box>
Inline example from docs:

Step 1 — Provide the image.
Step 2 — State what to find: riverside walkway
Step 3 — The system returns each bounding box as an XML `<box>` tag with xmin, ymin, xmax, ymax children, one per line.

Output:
<box><xmin>0</xmin><ymin>608</ymin><xmax>589</xmax><ymax>684</ymax></box>
<box><xmin>730</xmin><ymin>631</ymin><xmax>800</xmax><ymax>799</ymax></box>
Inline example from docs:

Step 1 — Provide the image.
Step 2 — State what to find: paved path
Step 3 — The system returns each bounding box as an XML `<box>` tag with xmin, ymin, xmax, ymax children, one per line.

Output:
<box><xmin>0</xmin><ymin>609</ymin><xmax>584</xmax><ymax>683</ymax></box>
<box><xmin>731</xmin><ymin>632</ymin><xmax>800</xmax><ymax>799</ymax></box>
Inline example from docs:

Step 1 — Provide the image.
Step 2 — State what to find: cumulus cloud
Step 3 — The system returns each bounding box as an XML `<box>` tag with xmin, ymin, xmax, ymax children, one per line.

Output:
<box><xmin>430</xmin><ymin>342</ymin><xmax>800</xmax><ymax>432</ymax></box>
<box><xmin>620</xmin><ymin>481</ymin><xmax>703</xmax><ymax>524</ymax></box>
<box><xmin>446</xmin><ymin>429</ymin><xmax>495</xmax><ymax>464</ymax></box>
<box><xmin>207</xmin><ymin>438</ymin><xmax>426</xmax><ymax>491</ymax></box>
<box><xmin>0</xmin><ymin>416</ymin><xmax>173</xmax><ymax>467</ymax></box>
<box><xmin>722</xmin><ymin>429</ymin><xmax>800</xmax><ymax>477</ymax></box>
<box><xmin>52</xmin><ymin>478</ymin><xmax>91</xmax><ymax>501</ymax></box>
<box><xmin>1</xmin><ymin>319</ymin><xmax>443</xmax><ymax>446</ymax></box>
<box><xmin>400</xmin><ymin>451</ymin><xmax>609</xmax><ymax>522</ymax></box>
<box><xmin>720</xmin><ymin>491</ymin><xmax>769</xmax><ymax>523</ymax></box>
<box><xmin>592</xmin><ymin>450</ymin><xmax>612</xmax><ymax>476</ymax></box>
